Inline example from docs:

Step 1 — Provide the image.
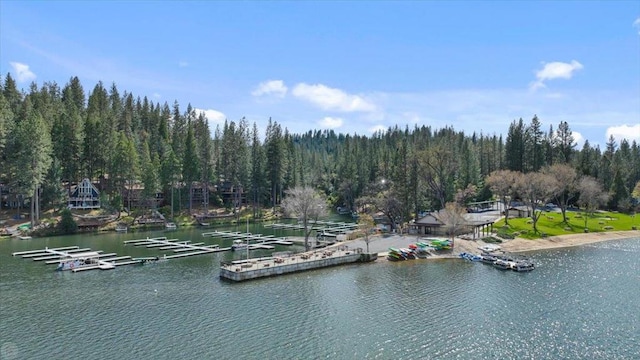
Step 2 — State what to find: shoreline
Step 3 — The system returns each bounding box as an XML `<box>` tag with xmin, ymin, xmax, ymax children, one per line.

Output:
<box><xmin>498</xmin><ymin>230</ymin><xmax>640</xmax><ymax>253</ymax></box>
<box><xmin>334</xmin><ymin>230</ymin><xmax>640</xmax><ymax>261</ymax></box>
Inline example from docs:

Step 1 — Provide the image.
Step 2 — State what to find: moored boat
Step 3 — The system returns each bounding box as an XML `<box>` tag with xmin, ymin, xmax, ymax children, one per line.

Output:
<box><xmin>480</xmin><ymin>253</ymin><xmax>498</xmax><ymax>264</ymax></box>
<box><xmin>165</xmin><ymin>222</ymin><xmax>177</xmax><ymax>230</ymax></box>
<box><xmin>115</xmin><ymin>223</ymin><xmax>128</xmax><ymax>233</ymax></box>
<box><xmin>56</xmin><ymin>251</ymin><xmax>114</xmax><ymax>271</ymax></box>
<box><xmin>231</xmin><ymin>239</ymin><xmax>249</xmax><ymax>251</ymax></box>
<box><xmin>493</xmin><ymin>259</ymin><xmax>512</xmax><ymax>270</ymax></box>
<box><xmin>511</xmin><ymin>261</ymin><xmax>535</xmax><ymax>272</ymax></box>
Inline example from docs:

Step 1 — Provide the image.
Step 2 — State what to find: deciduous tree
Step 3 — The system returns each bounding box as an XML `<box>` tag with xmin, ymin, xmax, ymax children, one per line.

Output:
<box><xmin>486</xmin><ymin>170</ymin><xmax>519</xmax><ymax>225</ymax></box>
<box><xmin>281</xmin><ymin>186</ymin><xmax>327</xmax><ymax>251</ymax></box>
<box><xmin>545</xmin><ymin>164</ymin><xmax>578</xmax><ymax>224</ymax></box>
<box><xmin>516</xmin><ymin>171</ymin><xmax>557</xmax><ymax>233</ymax></box>
<box><xmin>578</xmin><ymin>177</ymin><xmax>609</xmax><ymax>229</ymax></box>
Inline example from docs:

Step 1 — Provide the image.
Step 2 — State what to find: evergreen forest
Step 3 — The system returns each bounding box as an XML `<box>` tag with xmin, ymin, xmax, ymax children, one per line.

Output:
<box><xmin>1</xmin><ymin>74</ymin><xmax>639</xmax><ymax>230</ymax></box>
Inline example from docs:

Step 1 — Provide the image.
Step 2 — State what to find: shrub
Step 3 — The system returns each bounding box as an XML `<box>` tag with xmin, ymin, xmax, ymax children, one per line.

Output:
<box><xmin>57</xmin><ymin>209</ymin><xmax>78</xmax><ymax>235</ymax></box>
<box><xmin>483</xmin><ymin>236</ymin><xmax>503</xmax><ymax>243</ymax></box>
<box><xmin>603</xmin><ymin>226</ymin><xmax>614</xmax><ymax>230</ymax></box>
<box><xmin>496</xmin><ymin>231</ymin><xmax>514</xmax><ymax>240</ymax></box>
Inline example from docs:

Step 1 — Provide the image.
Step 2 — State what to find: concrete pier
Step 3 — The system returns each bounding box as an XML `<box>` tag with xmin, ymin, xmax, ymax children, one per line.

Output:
<box><xmin>220</xmin><ymin>246</ymin><xmax>377</xmax><ymax>282</ymax></box>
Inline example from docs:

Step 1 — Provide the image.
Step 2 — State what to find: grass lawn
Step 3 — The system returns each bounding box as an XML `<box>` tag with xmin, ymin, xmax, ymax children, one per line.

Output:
<box><xmin>494</xmin><ymin>210</ymin><xmax>639</xmax><ymax>240</ymax></box>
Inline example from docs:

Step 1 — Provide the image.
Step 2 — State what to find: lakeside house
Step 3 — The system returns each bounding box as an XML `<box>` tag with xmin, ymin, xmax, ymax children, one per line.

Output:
<box><xmin>68</xmin><ymin>178</ymin><xmax>101</xmax><ymax>209</ymax></box>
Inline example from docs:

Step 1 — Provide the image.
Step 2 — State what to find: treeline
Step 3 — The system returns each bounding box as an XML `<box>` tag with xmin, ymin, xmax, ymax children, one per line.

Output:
<box><xmin>0</xmin><ymin>74</ymin><xmax>639</xmax><ymax>227</ymax></box>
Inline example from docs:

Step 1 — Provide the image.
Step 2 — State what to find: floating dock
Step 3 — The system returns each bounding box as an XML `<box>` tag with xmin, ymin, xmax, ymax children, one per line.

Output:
<box><xmin>12</xmin><ymin>246</ymin><xmax>138</xmax><ymax>272</ymax></box>
<box><xmin>124</xmin><ymin>236</ymin><xmax>224</xmax><ymax>258</ymax></box>
<box><xmin>219</xmin><ymin>246</ymin><xmax>377</xmax><ymax>282</ymax></box>
<box><xmin>200</xmin><ymin>231</ymin><xmax>294</xmax><ymax>248</ymax></box>
<box><xmin>264</xmin><ymin>220</ymin><xmax>358</xmax><ymax>235</ymax></box>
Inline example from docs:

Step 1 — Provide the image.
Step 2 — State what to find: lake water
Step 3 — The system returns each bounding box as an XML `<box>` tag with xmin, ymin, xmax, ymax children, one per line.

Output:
<box><xmin>1</xmin><ymin>226</ymin><xmax>638</xmax><ymax>359</ymax></box>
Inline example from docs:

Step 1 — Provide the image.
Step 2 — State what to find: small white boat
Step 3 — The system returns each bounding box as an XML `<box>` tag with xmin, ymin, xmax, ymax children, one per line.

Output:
<box><xmin>165</xmin><ymin>222</ymin><xmax>177</xmax><ymax>230</ymax></box>
<box><xmin>231</xmin><ymin>239</ymin><xmax>249</xmax><ymax>251</ymax></box>
<box><xmin>18</xmin><ymin>236</ymin><xmax>32</xmax><ymax>240</ymax></box>
<box><xmin>115</xmin><ymin>223</ymin><xmax>128</xmax><ymax>233</ymax></box>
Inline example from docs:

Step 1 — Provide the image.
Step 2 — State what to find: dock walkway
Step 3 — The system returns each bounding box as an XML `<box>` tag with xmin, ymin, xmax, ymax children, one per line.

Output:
<box><xmin>220</xmin><ymin>245</ymin><xmax>376</xmax><ymax>282</ymax></box>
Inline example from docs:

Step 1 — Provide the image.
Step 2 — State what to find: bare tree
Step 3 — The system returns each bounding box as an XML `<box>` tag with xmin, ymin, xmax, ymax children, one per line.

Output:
<box><xmin>516</xmin><ymin>171</ymin><xmax>557</xmax><ymax>233</ymax></box>
<box><xmin>455</xmin><ymin>184</ymin><xmax>477</xmax><ymax>206</ymax></box>
<box><xmin>281</xmin><ymin>186</ymin><xmax>327</xmax><ymax>251</ymax></box>
<box><xmin>436</xmin><ymin>202</ymin><xmax>467</xmax><ymax>248</ymax></box>
<box><xmin>578</xmin><ymin>176</ymin><xmax>609</xmax><ymax>230</ymax></box>
<box><xmin>486</xmin><ymin>170</ymin><xmax>519</xmax><ymax>225</ymax></box>
<box><xmin>357</xmin><ymin>213</ymin><xmax>376</xmax><ymax>253</ymax></box>
<box><xmin>545</xmin><ymin>164</ymin><xmax>578</xmax><ymax>224</ymax></box>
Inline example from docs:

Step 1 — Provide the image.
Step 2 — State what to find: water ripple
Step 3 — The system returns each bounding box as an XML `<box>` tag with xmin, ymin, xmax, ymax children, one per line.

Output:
<box><xmin>1</xmin><ymin>236</ymin><xmax>639</xmax><ymax>359</ymax></box>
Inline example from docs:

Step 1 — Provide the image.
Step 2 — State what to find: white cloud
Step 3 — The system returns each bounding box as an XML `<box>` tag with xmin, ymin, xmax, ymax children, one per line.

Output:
<box><xmin>195</xmin><ymin>108</ymin><xmax>226</xmax><ymax>125</ymax></box>
<box><xmin>318</xmin><ymin>116</ymin><xmax>343</xmax><ymax>129</ymax></box>
<box><xmin>572</xmin><ymin>131</ymin><xmax>584</xmax><ymax>148</ymax></box>
<box><xmin>634</xmin><ymin>17</ymin><xmax>640</xmax><ymax>34</ymax></box>
<box><xmin>292</xmin><ymin>83</ymin><xmax>377</xmax><ymax>112</ymax></box>
<box><xmin>251</xmin><ymin>80</ymin><xmax>288</xmax><ymax>97</ymax></box>
<box><xmin>9</xmin><ymin>62</ymin><xmax>36</xmax><ymax>83</ymax></box>
<box><xmin>530</xmin><ymin>60</ymin><xmax>583</xmax><ymax>90</ymax></box>
<box><xmin>153</xmin><ymin>93</ymin><xmax>161</xmax><ymax>99</ymax></box>
<box><xmin>178</xmin><ymin>61</ymin><xmax>189</xmax><ymax>68</ymax></box>
<box><xmin>368</xmin><ymin>124</ymin><xmax>388</xmax><ymax>134</ymax></box>
<box><xmin>606</xmin><ymin>124</ymin><xmax>640</xmax><ymax>144</ymax></box>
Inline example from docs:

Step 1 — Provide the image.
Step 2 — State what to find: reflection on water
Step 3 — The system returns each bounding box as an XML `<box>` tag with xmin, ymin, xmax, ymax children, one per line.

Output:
<box><xmin>0</xmin><ymin>228</ymin><xmax>638</xmax><ymax>359</ymax></box>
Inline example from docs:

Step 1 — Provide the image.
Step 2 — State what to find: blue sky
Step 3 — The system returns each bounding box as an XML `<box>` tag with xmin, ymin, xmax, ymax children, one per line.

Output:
<box><xmin>1</xmin><ymin>1</ymin><xmax>639</xmax><ymax>147</ymax></box>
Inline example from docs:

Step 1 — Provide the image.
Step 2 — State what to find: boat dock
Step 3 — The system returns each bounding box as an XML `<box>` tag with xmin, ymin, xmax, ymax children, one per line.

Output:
<box><xmin>200</xmin><ymin>231</ymin><xmax>294</xmax><ymax>248</ymax></box>
<box><xmin>12</xmin><ymin>246</ymin><xmax>136</xmax><ymax>272</ymax></box>
<box><xmin>219</xmin><ymin>245</ymin><xmax>377</xmax><ymax>282</ymax></box>
<box><xmin>123</xmin><ymin>234</ymin><xmax>289</xmax><ymax>259</ymax></box>
<box><xmin>124</xmin><ymin>236</ymin><xmax>225</xmax><ymax>258</ymax></box>
<box><xmin>264</xmin><ymin>220</ymin><xmax>358</xmax><ymax>235</ymax></box>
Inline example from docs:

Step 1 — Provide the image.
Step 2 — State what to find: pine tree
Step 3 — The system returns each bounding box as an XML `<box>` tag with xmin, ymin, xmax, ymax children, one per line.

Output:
<box><xmin>505</xmin><ymin>118</ymin><xmax>525</xmax><ymax>172</ymax></box>
<box><xmin>182</xmin><ymin>119</ymin><xmax>199</xmax><ymax>214</ymax></box>
<box><xmin>555</xmin><ymin>121</ymin><xmax>575</xmax><ymax>164</ymax></box>
<box><xmin>12</xmin><ymin>98</ymin><xmax>52</xmax><ymax>227</ymax></box>
<box><xmin>524</xmin><ymin>115</ymin><xmax>544</xmax><ymax>172</ymax></box>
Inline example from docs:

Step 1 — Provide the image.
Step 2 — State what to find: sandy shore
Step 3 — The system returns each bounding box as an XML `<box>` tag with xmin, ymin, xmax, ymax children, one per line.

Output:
<box><xmin>499</xmin><ymin>230</ymin><xmax>640</xmax><ymax>253</ymax></box>
<box><xmin>245</xmin><ymin>230</ymin><xmax>640</xmax><ymax>262</ymax></box>
<box><xmin>331</xmin><ymin>230</ymin><xmax>640</xmax><ymax>261</ymax></box>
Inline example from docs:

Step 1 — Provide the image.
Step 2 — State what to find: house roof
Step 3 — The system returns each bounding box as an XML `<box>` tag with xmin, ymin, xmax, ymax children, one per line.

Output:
<box><xmin>415</xmin><ymin>211</ymin><xmax>495</xmax><ymax>227</ymax></box>
<box><xmin>415</xmin><ymin>213</ymin><xmax>444</xmax><ymax>226</ymax></box>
